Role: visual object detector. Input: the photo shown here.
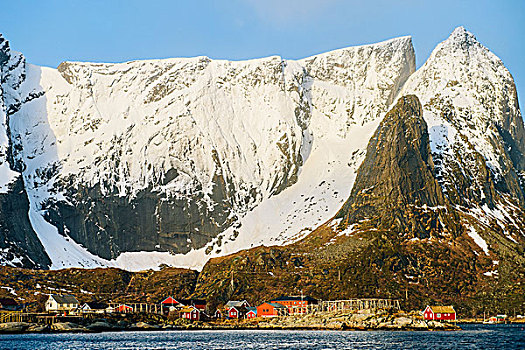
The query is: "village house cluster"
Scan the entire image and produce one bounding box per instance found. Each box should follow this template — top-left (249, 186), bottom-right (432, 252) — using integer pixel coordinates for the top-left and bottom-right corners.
top-left (217, 295), bottom-right (319, 320)
top-left (40, 294), bottom-right (320, 321)
top-left (0, 293), bottom-right (472, 325)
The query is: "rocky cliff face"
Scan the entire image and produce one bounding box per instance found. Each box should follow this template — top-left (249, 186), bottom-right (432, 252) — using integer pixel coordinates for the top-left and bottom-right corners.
top-left (195, 95), bottom-right (525, 316)
top-left (7, 35), bottom-right (415, 269)
top-left (0, 35), bottom-right (50, 269)
top-left (335, 95), bottom-right (461, 239)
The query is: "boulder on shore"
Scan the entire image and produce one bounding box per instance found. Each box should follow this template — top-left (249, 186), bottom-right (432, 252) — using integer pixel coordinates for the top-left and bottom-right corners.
top-left (131, 322), bottom-right (160, 330)
top-left (51, 322), bottom-right (88, 332)
top-left (0, 322), bottom-right (32, 333)
top-left (87, 321), bottom-right (114, 331)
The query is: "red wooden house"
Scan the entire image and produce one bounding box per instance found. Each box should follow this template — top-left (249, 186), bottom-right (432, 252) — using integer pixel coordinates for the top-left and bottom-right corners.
top-left (181, 306), bottom-right (200, 321)
top-left (161, 297), bottom-right (181, 314)
top-left (423, 306), bottom-right (456, 321)
top-left (246, 307), bottom-right (257, 319)
top-left (228, 305), bottom-right (248, 319)
top-left (116, 304), bottom-right (133, 313)
top-left (257, 302), bottom-right (287, 317)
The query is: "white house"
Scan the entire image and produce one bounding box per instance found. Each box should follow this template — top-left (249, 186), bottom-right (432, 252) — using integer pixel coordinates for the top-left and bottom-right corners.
top-left (45, 294), bottom-right (80, 313)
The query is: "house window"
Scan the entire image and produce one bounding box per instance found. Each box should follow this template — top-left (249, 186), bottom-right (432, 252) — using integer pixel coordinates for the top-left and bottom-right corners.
top-left (437, 314), bottom-right (441, 318)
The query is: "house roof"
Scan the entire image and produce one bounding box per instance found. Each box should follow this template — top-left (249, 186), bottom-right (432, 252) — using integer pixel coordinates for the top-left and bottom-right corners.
top-left (161, 297), bottom-right (179, 305)
top-left (267, 302), bottom-right (287, 309)
top-left (0, 298), bottom-right (18, 306)
top-left (181, 306), bottom-right (199, 313)
top-left (50, 294), bottom-right (79, 305)
top-left (429, 306), bottom-right (455, 313)
top-left (225, 300), bottom-right (248, 308)
top-left (246, 307), bottom-right (257, 313)
top-left (82, 302), bottom-right (108, 310)
top-left (271, 296), bottom-right (318, 302)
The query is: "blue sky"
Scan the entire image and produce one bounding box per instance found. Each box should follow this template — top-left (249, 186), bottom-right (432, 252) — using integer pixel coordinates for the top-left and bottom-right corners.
top-left (3, 0), bottom-right (524, 112)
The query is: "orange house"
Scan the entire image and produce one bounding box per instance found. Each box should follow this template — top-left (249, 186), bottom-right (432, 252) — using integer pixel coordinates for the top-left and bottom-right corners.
top-left (257, 302), bottom-right (287, 317)
top-left (270, 296), bottom-right (318, 314)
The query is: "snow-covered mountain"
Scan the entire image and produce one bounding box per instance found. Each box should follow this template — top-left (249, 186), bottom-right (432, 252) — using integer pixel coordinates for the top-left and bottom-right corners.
top-left (400, 27), bottom-right (525, 246)
top-left (0, 27), bottom-right (523, 271)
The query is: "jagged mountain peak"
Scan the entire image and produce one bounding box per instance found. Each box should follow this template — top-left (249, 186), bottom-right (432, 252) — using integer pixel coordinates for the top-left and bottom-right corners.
top-left (0, 35), bottom-right (10, 65)
top-left (446, 26), bottom-right (478, 47)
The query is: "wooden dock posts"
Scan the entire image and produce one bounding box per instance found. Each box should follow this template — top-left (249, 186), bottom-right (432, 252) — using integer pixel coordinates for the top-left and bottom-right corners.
top-left (108, 303), bottom-right (163, 314)
top-left (319, 298), bottom-right (400, 313)
top-left (0, 312), bottom-right (84, 324)
top-left (277, 298), bottom-right (400, 316)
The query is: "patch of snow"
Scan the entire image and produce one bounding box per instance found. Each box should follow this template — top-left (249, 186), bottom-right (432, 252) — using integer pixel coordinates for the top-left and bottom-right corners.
top-left (467, 226), bottom-right (489, 256)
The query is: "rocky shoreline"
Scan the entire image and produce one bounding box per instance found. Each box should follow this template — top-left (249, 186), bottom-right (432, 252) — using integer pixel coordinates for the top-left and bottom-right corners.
top-left (0, 311), bottom-right (460, 334)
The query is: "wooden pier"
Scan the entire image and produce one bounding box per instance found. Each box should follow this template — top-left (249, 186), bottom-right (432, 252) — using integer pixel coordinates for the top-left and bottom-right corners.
top-left (273, 298), bottom-right (401, 316)
top-left (0, 311), bottom-right (83, 324)
top-left (107, 303), bottom-right (164, 314)
top-left (319, 299), bottom-right (400, 312)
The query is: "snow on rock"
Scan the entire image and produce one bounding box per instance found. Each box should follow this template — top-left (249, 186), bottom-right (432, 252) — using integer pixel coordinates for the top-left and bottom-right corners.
top-left (401, 26), bottom-right (524, 182)
top-left (9, 35), bottom-right (415, 270)
top-left (5, 27), bottom-right (523, 271)
top-left (400, 26), bottom-right (525, 239)
top-left (467, 226), bottom-right (489, 255)
top-left (0, 37), bottom-right (21, 193)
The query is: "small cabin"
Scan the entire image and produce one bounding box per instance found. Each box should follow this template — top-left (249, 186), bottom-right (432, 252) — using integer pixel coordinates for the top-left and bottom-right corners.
top-left (257, 302), bottom-right (288, 317)
top-left (0, 298), bottom-right (20, 312)
top-left (246, 307), bottom-right (257, 319)
top-left (45, 294), bottom-right (79, 313)
top-left (423, 305), bottom-right (456, 321)
top-left (228, 305), bottom-right (248, 319)
top-left (214, 309), bottom-right (223, 319)
top-left (181, 306), bottom-right (200, 321)
top-left (161, 297), bottom-right (181, 313)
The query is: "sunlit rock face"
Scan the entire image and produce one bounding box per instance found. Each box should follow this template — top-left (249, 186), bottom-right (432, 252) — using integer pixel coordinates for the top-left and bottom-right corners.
top-left (1, 27), bottom-right (524, 272)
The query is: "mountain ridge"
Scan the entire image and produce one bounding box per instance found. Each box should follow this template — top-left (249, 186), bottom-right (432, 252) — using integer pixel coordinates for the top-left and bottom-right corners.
top-left (0, 27), bottom-right (523, 276)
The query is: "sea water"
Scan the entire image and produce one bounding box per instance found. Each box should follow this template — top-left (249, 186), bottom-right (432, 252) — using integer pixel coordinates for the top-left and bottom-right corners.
top-left (0, 324), bottom-right (524, 350)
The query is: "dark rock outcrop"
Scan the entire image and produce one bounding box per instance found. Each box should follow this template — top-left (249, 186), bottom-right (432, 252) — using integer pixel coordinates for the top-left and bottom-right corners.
top-left (0, 177), bottom-right (51, 268)
top-left (43, 178), bottom-right (235, 259)
top-left (335, 95), bottom-right (461, 239)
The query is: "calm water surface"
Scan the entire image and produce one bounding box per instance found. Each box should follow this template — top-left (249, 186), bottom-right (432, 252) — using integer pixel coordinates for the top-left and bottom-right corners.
top-left (0, 324), bottom-right (524, 350)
